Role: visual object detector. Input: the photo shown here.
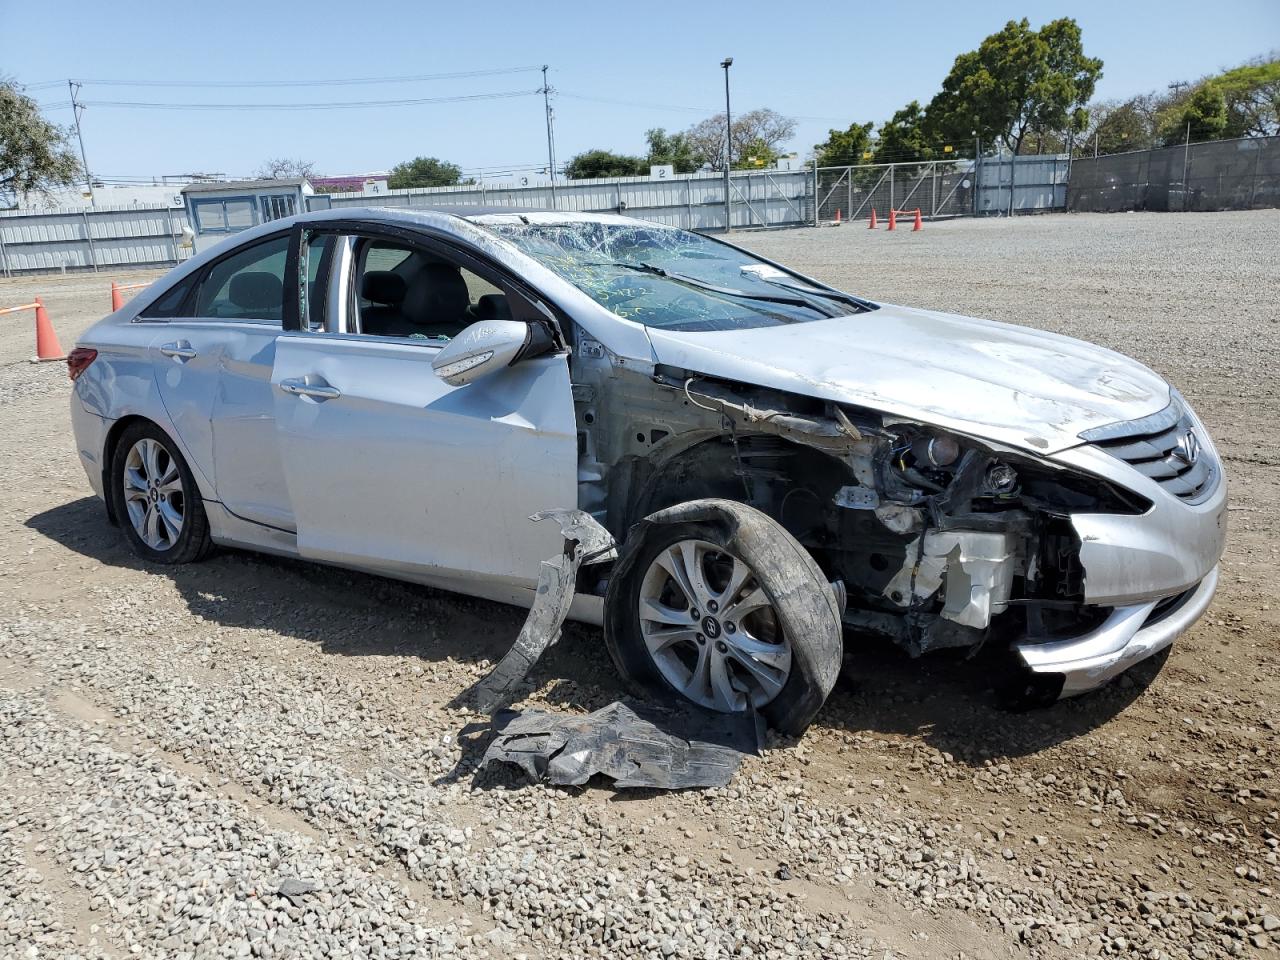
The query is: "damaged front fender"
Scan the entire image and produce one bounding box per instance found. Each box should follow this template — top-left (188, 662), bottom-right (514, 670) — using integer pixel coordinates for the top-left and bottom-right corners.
top-left (462, 510), bottom-right (614, 714)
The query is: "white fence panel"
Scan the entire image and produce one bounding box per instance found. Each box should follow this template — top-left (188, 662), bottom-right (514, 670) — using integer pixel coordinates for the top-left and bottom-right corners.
top-left (1, 170), bottom-right (815, 275)
top-left (0, 205), bottom-right (190, 276)
top-left (327, 169), bottom-right (813, 232)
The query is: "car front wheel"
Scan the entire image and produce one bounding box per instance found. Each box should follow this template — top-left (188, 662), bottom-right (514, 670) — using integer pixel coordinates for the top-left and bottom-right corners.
top-left (109, 422), bottom-right (212, 564)
top-left (605, 499), bottom-right (843, 735)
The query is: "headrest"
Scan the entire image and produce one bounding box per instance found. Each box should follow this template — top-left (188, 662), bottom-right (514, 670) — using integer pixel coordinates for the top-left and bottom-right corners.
top-left (228, 272), bottom-right (283, 310)
top-left (403, 263), bottom-right (470, 324)
top-left (361, 270), bottom-right (407, 306)
top-left (473, 293), bottom-right (512, 321)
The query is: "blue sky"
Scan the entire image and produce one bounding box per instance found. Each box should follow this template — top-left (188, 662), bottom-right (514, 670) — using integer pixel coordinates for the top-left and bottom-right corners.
top-left (3, 0), bottom-right (1276, 182)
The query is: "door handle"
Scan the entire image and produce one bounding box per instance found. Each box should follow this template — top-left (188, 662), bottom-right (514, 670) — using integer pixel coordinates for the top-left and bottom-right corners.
top-left (159, 340), bottom-right (197, 361)
top-left (280, 376), bottom-right (341, 400)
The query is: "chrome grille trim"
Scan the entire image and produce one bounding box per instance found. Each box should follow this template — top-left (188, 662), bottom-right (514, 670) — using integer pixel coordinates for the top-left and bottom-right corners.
top-left (1080, 398), bottom-right (1218, 503)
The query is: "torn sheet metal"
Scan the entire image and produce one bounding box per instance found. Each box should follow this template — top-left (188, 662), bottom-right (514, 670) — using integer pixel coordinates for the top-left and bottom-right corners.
top-left (465, 510), bottom-right (615, 714)
top-left (479, 701), bottom-right (764, 789)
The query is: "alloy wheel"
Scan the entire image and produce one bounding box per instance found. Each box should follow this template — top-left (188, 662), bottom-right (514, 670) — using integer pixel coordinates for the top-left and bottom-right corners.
top-left (122, 437), bottom-right (185, 551)
top-left (637, 538), bottom-right (791, 712)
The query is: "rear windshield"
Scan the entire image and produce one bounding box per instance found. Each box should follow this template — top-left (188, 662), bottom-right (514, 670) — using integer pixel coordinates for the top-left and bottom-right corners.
top-left (480, 220), bottom-right (867, 332)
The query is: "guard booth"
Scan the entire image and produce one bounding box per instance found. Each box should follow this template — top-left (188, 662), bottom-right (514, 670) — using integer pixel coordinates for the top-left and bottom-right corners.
top-left (181, 178), bottom-right (330, 253)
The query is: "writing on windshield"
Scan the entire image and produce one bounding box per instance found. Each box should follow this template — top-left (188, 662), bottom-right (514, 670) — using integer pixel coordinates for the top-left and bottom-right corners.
top-left (482, 220), bottom-right (866, 332)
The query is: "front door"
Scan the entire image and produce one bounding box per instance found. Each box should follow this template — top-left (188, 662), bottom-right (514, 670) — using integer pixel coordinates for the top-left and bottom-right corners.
top-left (271, 229), bottom-right (577, 593)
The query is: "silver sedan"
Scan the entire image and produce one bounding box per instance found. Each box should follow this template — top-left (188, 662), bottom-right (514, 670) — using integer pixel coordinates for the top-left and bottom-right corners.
top-left (67, 208), bottom-right (1226, 733)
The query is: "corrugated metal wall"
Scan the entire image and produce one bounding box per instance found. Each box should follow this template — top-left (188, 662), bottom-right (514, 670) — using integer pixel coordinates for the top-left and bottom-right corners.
top-left (0, 172), bottom-right (812, 275)
top-left (0, 157), bottom-right (1081, 276)
top-left (0, 206), bottom-right (190, 275)
top-left (327, 169), bottom-right (814, 231)
top-left (974, 155), bottom-right (1069, 214)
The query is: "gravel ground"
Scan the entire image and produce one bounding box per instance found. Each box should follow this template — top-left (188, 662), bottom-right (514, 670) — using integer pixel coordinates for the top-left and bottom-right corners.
top-left (1, 210), bottom-right (1278, 959)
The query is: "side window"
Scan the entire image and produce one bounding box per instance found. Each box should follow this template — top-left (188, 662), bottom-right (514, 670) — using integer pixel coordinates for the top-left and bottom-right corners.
top-left (344, 237), bottom-right (515, 341)
top-left (138, 274), bottom-right (198, 319)
top-left (193, 234), bottom-right (289, 322)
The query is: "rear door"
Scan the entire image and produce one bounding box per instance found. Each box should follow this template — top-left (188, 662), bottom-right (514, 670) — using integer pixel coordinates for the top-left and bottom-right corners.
top-left (271, 226), bottom-right (577, 591)
top-left (149, 232), bottom-right (297, 530)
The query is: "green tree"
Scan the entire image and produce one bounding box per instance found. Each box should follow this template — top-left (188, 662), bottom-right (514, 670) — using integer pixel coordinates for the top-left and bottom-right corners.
top-left (562, 149), bottom-right (645, 180)
top-left (733, 137), bottom-right (781, 169)
top-left (1160, 85), bottom-right (1230, 145)
top-left (925, 17), bottom-right (1102, 154)
top-left (644, 128), bottom-right (701, 173)
top-left (873, 101), bottom-right (935, 164)
top-left (1213, 57), bottom-right (1280, 137)
top-left (387, 156), bottom-right (463, 189)
top-left (813, 120), bottom-right (875, 167)
top-left (0, 80), bottom-right (81, 203)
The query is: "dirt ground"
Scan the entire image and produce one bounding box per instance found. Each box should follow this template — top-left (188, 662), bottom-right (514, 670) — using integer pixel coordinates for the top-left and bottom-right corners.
top-left (1, 210), bottom-right (1277, 959)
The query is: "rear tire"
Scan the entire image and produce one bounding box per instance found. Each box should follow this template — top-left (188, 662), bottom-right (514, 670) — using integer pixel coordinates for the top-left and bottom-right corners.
top-left (605, 499), bottom-right (843, 736)
top-left (109, 421), bottom-right (212, 565)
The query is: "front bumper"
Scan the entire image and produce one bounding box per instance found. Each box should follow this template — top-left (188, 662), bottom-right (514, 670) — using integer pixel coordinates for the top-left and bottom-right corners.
top-left (1013, 425), bottom-right (1226, 697)
top-left (1016, 564), bottom-right (1218, 696)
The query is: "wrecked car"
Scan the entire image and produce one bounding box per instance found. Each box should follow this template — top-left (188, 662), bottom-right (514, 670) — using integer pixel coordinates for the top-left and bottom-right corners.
top-left (68, 208), bottom-right (1226, 733)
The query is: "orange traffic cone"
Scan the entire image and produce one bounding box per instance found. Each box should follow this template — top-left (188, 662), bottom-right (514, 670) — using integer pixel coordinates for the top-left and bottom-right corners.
top-left (835, 208), bottom-right (842, 224)
top-left (887, 208), bottom-right (897, 231)
top-left (912, 208), bottom-right (923, 231)
top-left (868, 209), bottom-right (878, 229)
top-left (111, 281), bottom-right (123, 311)
top-left (34, 297), bottom-right (65, 361)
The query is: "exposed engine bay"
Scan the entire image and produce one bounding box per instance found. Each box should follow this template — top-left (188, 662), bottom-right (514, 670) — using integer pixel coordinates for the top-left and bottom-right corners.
top-left (568, 331), bottom-right (1149, 661)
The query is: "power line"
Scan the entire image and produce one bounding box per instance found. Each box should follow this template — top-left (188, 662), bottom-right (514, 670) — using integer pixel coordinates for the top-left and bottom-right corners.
top-left (81, 89), bottom-right (543, 111)
top-left (33, 66), bottom-right (546, 89)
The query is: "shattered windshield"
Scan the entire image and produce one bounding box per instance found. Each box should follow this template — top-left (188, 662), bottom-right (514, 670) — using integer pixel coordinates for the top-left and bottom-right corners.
top-left (481, 219), bottom-right (867, 332)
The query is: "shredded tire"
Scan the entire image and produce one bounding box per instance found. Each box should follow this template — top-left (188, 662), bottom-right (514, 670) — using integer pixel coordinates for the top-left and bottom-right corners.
top-left (604, 498), bottom-right (843, 736)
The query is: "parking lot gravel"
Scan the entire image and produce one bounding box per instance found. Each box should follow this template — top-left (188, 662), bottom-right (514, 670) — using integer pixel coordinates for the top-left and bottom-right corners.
top-left (1, 210), bottom-right (1278, 959)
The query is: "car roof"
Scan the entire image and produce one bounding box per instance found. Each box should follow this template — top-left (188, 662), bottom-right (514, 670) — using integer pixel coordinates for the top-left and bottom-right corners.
top-left (296, 205), bottom-right (656, 228)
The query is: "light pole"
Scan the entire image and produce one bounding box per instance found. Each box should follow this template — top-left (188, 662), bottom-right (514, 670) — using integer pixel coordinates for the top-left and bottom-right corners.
top-left (721, 57), bottom-right (733, 232)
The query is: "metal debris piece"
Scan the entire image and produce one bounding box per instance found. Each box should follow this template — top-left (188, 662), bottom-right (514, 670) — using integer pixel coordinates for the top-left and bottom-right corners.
top-left (478, 701), bottom-right (764, 790)
top-left (466, 510), bottom-right (615, 714)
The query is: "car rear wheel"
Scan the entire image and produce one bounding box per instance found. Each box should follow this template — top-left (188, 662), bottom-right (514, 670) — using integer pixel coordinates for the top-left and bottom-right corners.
top-left (605, 499), bottom-right (842, 735)
top-left (109, 422), bottom-right (212, 564)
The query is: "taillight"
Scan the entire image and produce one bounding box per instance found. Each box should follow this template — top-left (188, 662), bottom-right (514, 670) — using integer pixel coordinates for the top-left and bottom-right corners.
top-left (67, 347), bottom-right (98, 382)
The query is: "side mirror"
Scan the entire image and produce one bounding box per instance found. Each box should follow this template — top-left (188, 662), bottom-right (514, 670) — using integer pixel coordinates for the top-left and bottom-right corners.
top-left (431, 319), bottom-right (531, 386)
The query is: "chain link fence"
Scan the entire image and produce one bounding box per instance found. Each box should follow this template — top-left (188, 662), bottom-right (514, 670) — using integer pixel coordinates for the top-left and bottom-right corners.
top-left (816, 160), bottom-right (975, 223)
top-left (1068, 135), bottom-right (1280, 213)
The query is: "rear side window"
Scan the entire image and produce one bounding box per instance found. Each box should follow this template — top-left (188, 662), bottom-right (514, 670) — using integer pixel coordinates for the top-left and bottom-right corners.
top-left (138, 275), bottom-right (197, 319)
top-left (194, 234), bottom-right (289, 322)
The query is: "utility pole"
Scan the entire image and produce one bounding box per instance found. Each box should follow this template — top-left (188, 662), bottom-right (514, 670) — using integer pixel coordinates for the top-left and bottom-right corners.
top-left (541, 65), bottom-right (557, 210)
top-left (720, 57), bottom-right (733, 232)
top-left (68, 81), bottom-right (96, 207)
top-left (1167, 79), bottom-right (1189, 99)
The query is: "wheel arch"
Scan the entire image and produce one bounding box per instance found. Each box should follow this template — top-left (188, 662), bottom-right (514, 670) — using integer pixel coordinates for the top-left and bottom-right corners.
top-left (621, 432), bottom-right (856, 550)
top-left (101, 415), bottom-right (206, 525)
